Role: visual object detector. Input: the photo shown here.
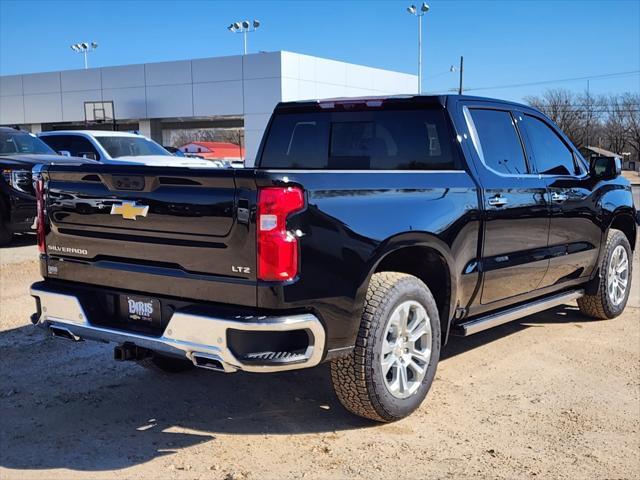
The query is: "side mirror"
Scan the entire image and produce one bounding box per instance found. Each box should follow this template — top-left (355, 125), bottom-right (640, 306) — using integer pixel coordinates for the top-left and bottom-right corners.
top-left (58, 150), bottom-right (71, 157)
top-left (590, 156), bottom-right (621, 180)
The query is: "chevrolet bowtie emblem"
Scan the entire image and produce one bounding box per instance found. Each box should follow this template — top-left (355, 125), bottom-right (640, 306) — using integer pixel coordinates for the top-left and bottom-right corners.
top-left (110, 201), bottom-right (149, 220)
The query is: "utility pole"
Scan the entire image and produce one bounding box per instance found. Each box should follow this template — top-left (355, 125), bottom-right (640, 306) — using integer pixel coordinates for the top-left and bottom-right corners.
top-left (458, 56), bottom-right (464, 94)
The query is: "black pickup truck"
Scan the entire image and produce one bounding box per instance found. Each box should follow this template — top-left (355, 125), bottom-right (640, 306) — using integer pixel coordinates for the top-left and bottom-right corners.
top-left (0, 127), bottom-right (94, 246)
top-left (31, 95), bottom-right (637, 422)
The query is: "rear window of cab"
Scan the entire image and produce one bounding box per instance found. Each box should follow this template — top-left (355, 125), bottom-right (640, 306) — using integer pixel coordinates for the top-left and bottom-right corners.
top-left (259, 109), bottom-right (458, 170)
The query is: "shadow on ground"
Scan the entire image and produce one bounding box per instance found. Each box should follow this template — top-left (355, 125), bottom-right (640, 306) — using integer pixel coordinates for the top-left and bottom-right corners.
top-left (0, 304), bottom-right (615, 472)
top-left (442, 303), bottom-right (606, 360)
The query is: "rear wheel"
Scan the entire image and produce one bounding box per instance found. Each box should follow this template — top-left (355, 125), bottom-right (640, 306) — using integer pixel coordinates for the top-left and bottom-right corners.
top-left (578, 229), bottom-right (632, 319)
top-left (330, 272), bottom-right (441, 422)
top-left (140, 353), bottom-right (195, 373)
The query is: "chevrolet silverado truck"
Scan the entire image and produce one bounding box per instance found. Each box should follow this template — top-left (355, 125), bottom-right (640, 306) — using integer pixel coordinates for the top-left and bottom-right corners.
top-left (30, 95), bottom-right (637, 422)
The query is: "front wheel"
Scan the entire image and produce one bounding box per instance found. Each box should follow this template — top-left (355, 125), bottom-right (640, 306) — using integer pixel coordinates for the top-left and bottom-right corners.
top-left (330, 272), bottom-right (441, 422)
top-left (578, 229), bottom-right (632, 319)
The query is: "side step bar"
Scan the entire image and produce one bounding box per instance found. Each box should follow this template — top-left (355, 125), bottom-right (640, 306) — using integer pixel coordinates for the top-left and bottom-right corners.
top-left (454, 290), bottom-right (584, 336)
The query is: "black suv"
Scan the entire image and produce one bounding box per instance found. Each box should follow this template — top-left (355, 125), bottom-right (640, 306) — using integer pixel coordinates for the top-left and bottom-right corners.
top-left (0, 128), bottom-right (92, 246)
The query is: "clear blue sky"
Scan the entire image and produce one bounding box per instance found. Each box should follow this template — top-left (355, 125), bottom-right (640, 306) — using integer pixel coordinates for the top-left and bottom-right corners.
top-left (1, 0), bottom-right (638, 102)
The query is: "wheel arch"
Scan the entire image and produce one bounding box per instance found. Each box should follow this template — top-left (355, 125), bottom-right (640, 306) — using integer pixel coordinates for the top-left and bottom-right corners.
top-left (608, 208), bottom-right (637, 251)
top-left (356, 232), bottom-right (457, 346)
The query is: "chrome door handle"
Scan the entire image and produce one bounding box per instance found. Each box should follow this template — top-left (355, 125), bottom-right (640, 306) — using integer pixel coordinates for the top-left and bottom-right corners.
top-left (488, 195), bottom-right (508, 207)
top-left (551, 192), bottom-right (568, 203)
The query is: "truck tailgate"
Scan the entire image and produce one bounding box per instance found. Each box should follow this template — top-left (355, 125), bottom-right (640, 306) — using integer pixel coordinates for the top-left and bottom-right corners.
top-left (42, 164), bottom-right (258, 306)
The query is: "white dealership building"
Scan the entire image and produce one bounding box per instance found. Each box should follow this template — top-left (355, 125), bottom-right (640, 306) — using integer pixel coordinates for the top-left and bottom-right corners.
top-left (0, 51), bottom-right (417, 165)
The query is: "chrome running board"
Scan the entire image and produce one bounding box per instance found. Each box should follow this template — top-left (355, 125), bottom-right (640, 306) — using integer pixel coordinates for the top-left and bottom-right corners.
top-left (455, 290), bottom-right (584, 336)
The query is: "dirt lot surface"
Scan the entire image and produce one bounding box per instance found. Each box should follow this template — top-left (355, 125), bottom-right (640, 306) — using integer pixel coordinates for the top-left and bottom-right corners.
top-left (1, 234), bottom-right (639, 480)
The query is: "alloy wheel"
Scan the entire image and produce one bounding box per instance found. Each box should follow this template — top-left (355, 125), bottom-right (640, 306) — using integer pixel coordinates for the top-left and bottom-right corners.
top-left (607, 245), bottom-right (629, 306)
top-left (381, 300), bottom-right (432, 399)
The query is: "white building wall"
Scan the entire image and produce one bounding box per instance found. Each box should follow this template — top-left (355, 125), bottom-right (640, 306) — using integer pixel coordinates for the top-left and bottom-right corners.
top-left (0, 51), bottom-right (417, 165)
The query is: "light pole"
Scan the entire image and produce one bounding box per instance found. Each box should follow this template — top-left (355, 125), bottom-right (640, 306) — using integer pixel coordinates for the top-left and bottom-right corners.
top-left (70, 42), bottom-right (98, 69)
top-left (227, 20), bottom-right (261, 55)
top-left (406, 3), bottom-right (429, 94)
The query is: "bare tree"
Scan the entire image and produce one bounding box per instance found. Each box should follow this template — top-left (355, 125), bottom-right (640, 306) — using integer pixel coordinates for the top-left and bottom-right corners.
top-left (525, 88), bottom-right (584, 147)
top-left (525, 89), bottom-right (639, 166)
top-left (575, 90), bottom-right (607, 148)
top-left (165, 128), bottom-right (244, 149)
top-left (602, 94), bottom-right (629, 154)
top-left (621, 93), bottom-right (640, 161)
top-left (216, 129), bottom-right (244, 147)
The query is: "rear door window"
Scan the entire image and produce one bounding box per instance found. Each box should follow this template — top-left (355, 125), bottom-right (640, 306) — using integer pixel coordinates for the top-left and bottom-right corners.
top-left (260, 109), bottom-right (457, 170)
top-left (466, 108), bottom-right (529, 176)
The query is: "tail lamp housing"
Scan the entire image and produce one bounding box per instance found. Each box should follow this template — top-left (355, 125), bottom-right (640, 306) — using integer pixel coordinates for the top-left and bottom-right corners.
top-left (257, 186), bottom-right (304, 281)
top-left (35, 178), bottom-right (46, 254)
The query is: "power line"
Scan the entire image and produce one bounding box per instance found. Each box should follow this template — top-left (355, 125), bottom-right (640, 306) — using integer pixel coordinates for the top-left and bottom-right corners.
top-left (425, 70), bottom-right (453, 80)
top-left (462, 70), bottom-right (640, 92)
top-left (534, 108), bottom-right (640, 113)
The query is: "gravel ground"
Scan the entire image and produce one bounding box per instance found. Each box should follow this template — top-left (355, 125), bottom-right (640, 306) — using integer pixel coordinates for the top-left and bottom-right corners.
top-left (0, 235), bottom-right (638, 480)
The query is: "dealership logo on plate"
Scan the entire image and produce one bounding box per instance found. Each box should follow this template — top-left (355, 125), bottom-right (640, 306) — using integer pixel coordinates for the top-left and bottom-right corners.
top-left (127, 299), bottom-right (154, 321)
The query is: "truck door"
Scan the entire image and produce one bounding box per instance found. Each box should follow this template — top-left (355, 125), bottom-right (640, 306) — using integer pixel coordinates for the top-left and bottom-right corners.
top-left (462, 104), bottom-right (550, 305)
top-left (517, 112), bottom-right (601, 287)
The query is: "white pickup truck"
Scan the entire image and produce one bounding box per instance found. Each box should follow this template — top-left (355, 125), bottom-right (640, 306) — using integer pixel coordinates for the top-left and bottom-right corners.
top-left (38, 130), bottom-right (218, 168)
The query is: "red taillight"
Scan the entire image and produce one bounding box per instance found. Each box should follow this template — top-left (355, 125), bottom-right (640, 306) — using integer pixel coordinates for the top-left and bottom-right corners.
top-left (35, 178), bottom-right (46, 254)
top-left (257, 186), bottom-right (304, 281)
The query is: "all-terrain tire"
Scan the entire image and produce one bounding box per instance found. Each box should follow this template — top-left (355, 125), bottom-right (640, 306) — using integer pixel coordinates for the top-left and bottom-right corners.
top-left (140, 353), bottom-right (195, 373)
top-left (330, 272), bottom-right (441, 422)
top-left (578, 229), bottom-right (632, 319)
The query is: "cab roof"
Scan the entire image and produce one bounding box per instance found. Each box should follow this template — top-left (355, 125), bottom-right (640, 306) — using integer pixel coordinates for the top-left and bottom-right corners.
top-left (39, 130), bottom-right (145, 138)
top-left (274, 94), bottom-right (530, 113)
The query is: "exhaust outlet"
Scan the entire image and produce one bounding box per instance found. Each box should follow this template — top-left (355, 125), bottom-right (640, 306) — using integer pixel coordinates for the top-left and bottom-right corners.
top-left (50, 326), bottom-right (81, 342)
top-left (191, 353), bottom-right (227, 372)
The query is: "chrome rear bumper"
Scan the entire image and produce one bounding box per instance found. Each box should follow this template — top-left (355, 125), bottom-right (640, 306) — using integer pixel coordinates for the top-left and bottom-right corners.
top-left (31, 286), bottom-right (325, 373)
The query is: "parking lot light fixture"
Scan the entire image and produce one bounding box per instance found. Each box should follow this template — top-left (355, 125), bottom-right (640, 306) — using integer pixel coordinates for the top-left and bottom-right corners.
top-left (227, 19), bottom-right (261, 55)
top-left (406, 3), bottom-right (430, 94)
top-left (70, 41), bottom-right (98, 69)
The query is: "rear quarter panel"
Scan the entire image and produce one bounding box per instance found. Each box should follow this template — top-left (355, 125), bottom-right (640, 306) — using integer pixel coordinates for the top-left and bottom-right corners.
top-left (252, 169), bottom-right (481, 350)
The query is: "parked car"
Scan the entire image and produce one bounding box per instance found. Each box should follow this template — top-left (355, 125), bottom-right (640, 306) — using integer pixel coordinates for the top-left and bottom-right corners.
top-left (30, 95), bottom-right (637, 422)
top-left (38, 130), bottom-right (218, 167)
top-left (0, 127), bottom-right (94, 246)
